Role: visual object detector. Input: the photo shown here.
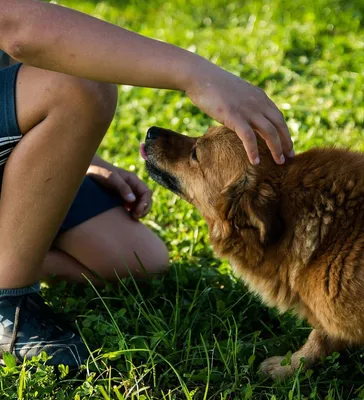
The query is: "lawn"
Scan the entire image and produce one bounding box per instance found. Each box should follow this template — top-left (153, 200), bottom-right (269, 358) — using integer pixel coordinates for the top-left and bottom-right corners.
top-left (1, 0), bottom-right (364, 398)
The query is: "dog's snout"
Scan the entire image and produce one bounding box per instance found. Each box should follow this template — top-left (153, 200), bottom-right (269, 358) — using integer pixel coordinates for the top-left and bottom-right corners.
top-left (146, 126), bottom-right (161, 140)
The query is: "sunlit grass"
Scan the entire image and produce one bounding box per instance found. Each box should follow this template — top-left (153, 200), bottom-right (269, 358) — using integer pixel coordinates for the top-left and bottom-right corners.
top-left (1, 0), bottom-right (363, 398)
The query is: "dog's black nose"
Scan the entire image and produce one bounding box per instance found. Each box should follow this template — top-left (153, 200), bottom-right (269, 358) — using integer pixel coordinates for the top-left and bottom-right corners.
top-left (146, 126), bottom-right (160, 140)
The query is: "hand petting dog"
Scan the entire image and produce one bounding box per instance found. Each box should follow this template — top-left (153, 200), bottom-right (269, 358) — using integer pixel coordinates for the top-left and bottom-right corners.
top-left (185, 62), bottom-right (294, 165)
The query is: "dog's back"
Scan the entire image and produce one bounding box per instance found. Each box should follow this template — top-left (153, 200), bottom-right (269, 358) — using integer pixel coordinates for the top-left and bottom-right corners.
top-left (281, 148), bottom-right (364, 341)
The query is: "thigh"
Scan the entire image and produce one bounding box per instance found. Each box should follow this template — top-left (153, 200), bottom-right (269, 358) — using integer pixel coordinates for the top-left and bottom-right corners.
top-left (54, 207), bottom-right (169, 280)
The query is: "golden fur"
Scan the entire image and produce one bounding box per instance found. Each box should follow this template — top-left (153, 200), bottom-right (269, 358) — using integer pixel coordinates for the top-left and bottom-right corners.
top-left (143, 125), bottom-right (364, 380)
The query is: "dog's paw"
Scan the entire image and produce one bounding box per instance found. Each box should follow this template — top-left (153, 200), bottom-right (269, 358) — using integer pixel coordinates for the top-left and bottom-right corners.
top-left (259, 356), bottom-right (295, 381)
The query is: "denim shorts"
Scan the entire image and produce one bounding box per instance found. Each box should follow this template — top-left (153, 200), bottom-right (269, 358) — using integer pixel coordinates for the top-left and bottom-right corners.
top-left (0, 63), bottom-right (123, 235)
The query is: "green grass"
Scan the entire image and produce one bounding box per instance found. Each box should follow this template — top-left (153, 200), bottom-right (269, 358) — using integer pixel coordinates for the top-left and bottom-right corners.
top-left (1, 0), bottom-right (364, 398)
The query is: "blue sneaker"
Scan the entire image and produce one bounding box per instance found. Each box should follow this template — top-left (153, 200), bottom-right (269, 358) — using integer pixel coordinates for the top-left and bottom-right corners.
top-left (0, 293), bottom-right (88, 368)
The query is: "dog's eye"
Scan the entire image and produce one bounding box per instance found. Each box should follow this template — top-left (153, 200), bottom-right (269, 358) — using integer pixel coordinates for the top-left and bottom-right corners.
top-left (191, 147), bottom-right (198, 162)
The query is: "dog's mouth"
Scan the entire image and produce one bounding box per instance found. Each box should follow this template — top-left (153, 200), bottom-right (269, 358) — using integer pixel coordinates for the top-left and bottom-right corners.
top-left (140, 143), bottom-right (148, 160)
top-left (140, 142), bottom-right (182, 195)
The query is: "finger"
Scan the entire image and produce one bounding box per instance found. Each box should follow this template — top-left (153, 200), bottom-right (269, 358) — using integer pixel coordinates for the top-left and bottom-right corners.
top-left (124, 173), bottom-right (151, 199)
top-left (123, 173), bottom-right (153, 217)
top-left (133, 191), bottom-right (153, 219)
top-left (252, 116), bottom-right (285, 164)
top-left (231, 119), bottom-right (260, 165)
top-left (265, 108), bottom-right (294, 158)
top-left (114, 176), bottom-right (136, 203)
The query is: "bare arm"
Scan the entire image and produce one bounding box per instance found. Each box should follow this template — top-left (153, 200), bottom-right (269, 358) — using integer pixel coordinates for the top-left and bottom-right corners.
top-left (0, 0), bottom-right (294, 164)
top-left (0, 0), bottom-right (203, 90)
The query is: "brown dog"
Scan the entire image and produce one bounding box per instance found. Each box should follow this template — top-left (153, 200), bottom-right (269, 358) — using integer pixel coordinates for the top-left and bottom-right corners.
top-left (140, 125), bottom-right (364, 380)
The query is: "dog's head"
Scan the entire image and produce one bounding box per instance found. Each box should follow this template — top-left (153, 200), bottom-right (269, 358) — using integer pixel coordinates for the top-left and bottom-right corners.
top-left (141, 126), bottom-right (284, 245)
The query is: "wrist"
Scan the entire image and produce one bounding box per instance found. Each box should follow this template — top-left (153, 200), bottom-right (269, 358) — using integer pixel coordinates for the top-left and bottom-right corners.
top-left (176, 51), bottom-right (214, 93)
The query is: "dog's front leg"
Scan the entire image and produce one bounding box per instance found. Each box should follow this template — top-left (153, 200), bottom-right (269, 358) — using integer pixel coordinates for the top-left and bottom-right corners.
top-left (260, 329), bottom-right (346, 381)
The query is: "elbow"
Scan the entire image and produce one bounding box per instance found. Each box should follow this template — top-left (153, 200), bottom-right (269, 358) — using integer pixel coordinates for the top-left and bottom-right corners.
top-left (0, 2), bottom-right (58, 65)
top-left (0, 19), bottom-right (42, 63)
top-left (5, 39), bottom-right (27, 61)
top-left (0, 13), bottom-right (25, 61)
top-left (5, 31), bottom-right (45, 65)
top-left (0, 26), bottom-right (29, 62)
top-left (0, 2), bottom-right (45, 63)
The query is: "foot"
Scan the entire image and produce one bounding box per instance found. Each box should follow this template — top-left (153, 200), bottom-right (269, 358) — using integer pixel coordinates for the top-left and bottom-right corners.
top-left (260, 356), bottom-right (297, 381)
top-left (0, 293), bottom-right (88, 368)
top-left (260, 330), bottom-right (346, 380)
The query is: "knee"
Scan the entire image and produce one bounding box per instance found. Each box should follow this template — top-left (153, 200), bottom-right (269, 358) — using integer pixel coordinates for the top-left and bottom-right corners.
top-left (142, 235), bottom-right (169, 275)
top-left (16, 66), bottom-right (118, 136)
top-left (117, 232), bottom-right (169, 277)
top-left (60, 77), bottom-right (118, 130)
top-left (35, 68), bottom-right (119, 130)
top-left (109, 229), bottom-right (169, 279)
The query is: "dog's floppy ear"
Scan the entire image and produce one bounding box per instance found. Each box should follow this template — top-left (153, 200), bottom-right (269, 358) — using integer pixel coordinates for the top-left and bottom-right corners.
top-left (216, 175), bottom-right (284, 245)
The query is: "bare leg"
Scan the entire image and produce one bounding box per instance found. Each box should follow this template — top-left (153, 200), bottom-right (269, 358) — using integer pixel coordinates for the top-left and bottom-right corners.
top-left (41, 207), bottom-right (169, 284)
top-left (0, 65), bottom-right (117, 288)
top-left (260, 329), bottom-right (346, 380)
top-left (41, 249), bottom-right (93, 284)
